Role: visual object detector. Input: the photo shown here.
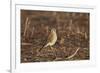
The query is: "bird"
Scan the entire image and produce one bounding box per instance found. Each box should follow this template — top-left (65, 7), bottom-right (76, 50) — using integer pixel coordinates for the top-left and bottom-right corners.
top-left (39, 28), bottom-right (57, 52)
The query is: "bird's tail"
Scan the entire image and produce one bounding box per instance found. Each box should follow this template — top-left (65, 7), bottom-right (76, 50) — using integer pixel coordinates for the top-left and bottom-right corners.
top-left (38, 43), bottom-right (49, 52)
top-left (43, 43), bottom-right (49, 48)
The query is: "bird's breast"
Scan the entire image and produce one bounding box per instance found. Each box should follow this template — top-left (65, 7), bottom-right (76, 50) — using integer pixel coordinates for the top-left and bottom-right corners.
top-left (52, 32), bottom-right (57, 43)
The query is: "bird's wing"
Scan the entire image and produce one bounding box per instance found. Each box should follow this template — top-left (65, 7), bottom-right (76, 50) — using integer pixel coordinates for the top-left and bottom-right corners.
top-left (47, 31), bottom-right (54, 43)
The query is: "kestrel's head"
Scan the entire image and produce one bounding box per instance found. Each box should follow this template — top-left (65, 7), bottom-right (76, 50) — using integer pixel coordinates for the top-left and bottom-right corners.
top-left (51, 28), bottom-right (56, 32)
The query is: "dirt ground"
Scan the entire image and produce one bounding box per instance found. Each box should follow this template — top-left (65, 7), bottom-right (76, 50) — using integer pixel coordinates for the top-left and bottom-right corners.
top-left (21, 10), bottom-right (90, 63)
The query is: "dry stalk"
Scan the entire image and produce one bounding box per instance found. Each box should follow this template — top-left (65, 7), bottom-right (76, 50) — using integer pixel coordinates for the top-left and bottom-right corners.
top-left (23, 17), bottom-right (31, 37)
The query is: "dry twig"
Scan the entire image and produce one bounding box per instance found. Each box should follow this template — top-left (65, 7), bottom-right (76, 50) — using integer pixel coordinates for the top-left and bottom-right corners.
top-left (55, 48), bottom-right (80, 60)
top-left (65, 47), bottom-right (80, 60)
